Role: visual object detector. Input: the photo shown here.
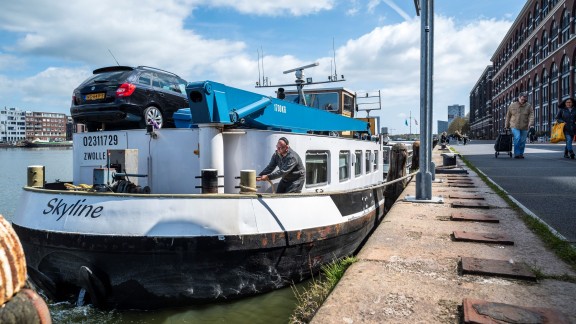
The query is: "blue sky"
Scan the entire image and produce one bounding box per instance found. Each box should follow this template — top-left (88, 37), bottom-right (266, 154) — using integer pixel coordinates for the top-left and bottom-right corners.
top-left (0, 0), bottom-right (526, 134)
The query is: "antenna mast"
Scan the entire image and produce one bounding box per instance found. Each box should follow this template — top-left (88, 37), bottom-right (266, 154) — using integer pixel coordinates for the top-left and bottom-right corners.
top-left (332, 38), bottom-right (338, 81)
top-left (108, 49), bottom-right (120, 66)
top-left (257, 49), bottom-right (261, 86)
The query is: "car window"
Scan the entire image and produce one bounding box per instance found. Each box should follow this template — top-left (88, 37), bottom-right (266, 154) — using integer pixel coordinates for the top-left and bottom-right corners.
top-left (85, 71), bottom-right (130, 85)
top-left (152, 73), bottom-right (164, 88)
top-left (161, 74), bottom-right (185, 94)
top-left (138, 73), bottom-right (152, 86)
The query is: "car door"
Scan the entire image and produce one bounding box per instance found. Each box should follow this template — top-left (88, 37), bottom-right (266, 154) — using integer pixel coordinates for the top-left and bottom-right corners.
top-left (155, 73), bottom-right (189, 125)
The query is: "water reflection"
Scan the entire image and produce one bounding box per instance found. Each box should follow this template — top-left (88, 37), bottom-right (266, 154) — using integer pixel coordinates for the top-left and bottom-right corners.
top-left (49, 283), bottom-right (304, 323)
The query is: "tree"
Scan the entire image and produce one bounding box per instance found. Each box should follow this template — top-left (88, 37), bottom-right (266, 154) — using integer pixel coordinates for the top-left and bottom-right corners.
top-left (447, 114), bottom-right (470, 136)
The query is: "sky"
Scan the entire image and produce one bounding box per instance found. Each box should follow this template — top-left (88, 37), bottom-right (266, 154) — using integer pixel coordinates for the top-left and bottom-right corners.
top-left (0, 0), bottom-right (527, 134)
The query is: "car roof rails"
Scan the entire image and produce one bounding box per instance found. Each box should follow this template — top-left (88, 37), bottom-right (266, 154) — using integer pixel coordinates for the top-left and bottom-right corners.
top-left (137, 66), bottom-right (181, 78)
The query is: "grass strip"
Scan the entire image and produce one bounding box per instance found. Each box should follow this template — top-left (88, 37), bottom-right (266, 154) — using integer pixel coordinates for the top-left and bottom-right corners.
top-left (289, 256), bottom-right (357, 324)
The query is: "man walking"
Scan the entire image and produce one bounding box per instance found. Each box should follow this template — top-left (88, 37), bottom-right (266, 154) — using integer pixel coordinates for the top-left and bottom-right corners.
top-left (505, 92), bottom-right (534, 159)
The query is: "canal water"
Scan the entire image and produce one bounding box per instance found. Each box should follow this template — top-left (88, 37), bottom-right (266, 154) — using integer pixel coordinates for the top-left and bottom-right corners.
top-left (0, 147), bottom-right (300, 323)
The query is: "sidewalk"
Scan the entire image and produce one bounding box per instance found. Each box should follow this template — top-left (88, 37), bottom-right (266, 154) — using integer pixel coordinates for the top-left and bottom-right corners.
top-left (311, 145), bottom-right (576, 323)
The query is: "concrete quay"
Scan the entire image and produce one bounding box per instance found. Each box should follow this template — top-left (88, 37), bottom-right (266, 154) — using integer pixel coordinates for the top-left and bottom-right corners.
top-left (311, 145), bottom-right (576, 323)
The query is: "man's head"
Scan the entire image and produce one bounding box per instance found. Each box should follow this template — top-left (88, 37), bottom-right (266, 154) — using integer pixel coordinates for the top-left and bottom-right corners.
top-left (276, 137), bottom-right (290, 156)
top-left (518, 92), bottom-right (528, 103)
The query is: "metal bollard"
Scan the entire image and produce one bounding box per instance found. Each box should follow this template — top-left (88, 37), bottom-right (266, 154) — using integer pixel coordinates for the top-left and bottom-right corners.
top-left (201, 169), bottom-right (219, 194)
top-left (239, 170), bottom-right (257, 193)
top-left (27, 165), bottom-right (45, 188)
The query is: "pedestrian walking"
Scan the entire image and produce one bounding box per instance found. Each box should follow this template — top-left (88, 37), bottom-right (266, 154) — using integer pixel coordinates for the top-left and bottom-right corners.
top-left (505, 92), bottom-right (534, 159)
top-left (555, 97), bottom-right (576, 159)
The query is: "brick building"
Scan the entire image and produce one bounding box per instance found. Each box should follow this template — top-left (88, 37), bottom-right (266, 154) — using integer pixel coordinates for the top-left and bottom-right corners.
top-left (470, 0), bottom-right (576, 138)
top-left (469, 66), bottom-right (493, 139)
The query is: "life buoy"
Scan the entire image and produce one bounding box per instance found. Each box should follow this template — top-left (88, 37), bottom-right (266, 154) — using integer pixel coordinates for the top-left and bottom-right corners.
top-left (0, 214), bottom-right (27, 306)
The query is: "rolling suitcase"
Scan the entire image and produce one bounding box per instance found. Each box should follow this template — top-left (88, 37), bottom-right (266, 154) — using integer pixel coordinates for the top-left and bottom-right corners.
top-left (494, 130), bottom-right (513, 158)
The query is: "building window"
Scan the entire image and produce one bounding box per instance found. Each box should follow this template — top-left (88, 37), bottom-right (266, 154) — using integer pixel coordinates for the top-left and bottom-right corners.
top-left (541, 31), bottom-right (548, 58)
top-left (561, 56), bottom-right (570, 97)
top-left (534, 39), bottom-right (540, 64)
top-left (551, 63), bottom-right (558, 104)
top-left (550, 20), bottom-right (558, 51)
top-left (305, 151), bottom-right (329, 186)
top-left (561, 9), bottom-right (570, 43)
top-left (339, 151), bottom-right (350, 182)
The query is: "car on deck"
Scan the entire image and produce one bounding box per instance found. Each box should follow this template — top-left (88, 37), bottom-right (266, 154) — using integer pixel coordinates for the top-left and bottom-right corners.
top-left (70, 66), bottom-right (188, 131)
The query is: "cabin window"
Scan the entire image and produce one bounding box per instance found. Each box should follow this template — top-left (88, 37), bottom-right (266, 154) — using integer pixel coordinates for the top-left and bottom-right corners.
top-left (306, 151), bottom-right (329, 186)
top-left (382, 147), bottom-right (390, 165)
top-left (373, 150), bottom-right (379, 170)
top-left (284, 92), bottom-right (339, 112)
top-left (354, 150), bottom-right (362, 176)
top-left (339, 151), bottom-right (350, 181)
top-left (343, 93), bottom-right (354, 113)
top-left (365, 151), bottom-right (371, 173)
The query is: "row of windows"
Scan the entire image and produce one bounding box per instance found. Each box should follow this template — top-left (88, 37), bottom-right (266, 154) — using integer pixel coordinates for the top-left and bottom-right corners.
top-left (495, 0), bottom-right (562, 71)
top-left (305, 150), bottom-right (380, 187)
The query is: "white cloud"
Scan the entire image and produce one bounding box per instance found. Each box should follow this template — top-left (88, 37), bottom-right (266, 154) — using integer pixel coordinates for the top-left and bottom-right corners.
top-left (0, 0), bottom-right (513, 133)
top-left (202, 0), bottom-right (335, 16)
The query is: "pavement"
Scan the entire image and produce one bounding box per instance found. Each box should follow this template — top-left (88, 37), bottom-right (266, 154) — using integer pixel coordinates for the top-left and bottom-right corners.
top-left (311, 144), bottom-right (576, 323)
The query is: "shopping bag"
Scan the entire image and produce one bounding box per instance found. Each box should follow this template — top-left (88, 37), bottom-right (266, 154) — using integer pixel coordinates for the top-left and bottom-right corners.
top-left (551, 122), bottom-right (565, 143)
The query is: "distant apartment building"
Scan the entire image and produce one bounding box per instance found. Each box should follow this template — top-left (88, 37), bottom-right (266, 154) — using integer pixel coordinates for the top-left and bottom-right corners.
top-left (447, 104), bottom-right (465, 125)
top-left (437, 120), bottom-right (448, 134)
top-left (469, 66), bottom-right (494, 139)
top-left (25, 111), bottom-right (68, 141)
top-left (471, 0), bottom-right (576, 138)
top-left (0, 107), bottom-right (27, 143)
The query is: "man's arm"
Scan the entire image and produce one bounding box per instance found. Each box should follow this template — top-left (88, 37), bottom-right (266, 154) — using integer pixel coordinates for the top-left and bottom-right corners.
top-left (504, 104), bottom-right (512, 129)
top-left (267, 154), bottom-right (298, 181)
top-left (259, 154), bottom-right (278, 177)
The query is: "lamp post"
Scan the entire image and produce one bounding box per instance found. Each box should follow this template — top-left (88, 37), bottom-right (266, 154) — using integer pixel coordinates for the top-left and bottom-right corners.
top-left (406, 0), bottom-right (442, 203)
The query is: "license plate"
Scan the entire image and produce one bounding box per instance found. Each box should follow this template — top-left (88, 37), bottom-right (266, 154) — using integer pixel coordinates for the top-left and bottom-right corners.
top-left (85, 93), bottom-right (106, 101)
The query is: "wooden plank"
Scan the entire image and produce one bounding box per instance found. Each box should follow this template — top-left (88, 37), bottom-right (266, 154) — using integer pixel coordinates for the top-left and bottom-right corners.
top-left (461, 257), bottom-right (535, 281)
top-left (462, 298), bottom-right (570, 324)
top-left (453, 231), bottom-right (513, 245)
top-left (450, 212), bottom-right (499, 223)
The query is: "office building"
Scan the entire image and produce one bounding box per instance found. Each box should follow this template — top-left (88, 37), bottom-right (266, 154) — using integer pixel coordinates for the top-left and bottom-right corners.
top-left (447, 104), bottom-right (465, 126)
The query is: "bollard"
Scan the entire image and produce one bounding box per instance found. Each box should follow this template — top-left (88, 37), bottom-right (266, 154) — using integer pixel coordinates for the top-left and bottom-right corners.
top-left (27, 165), bottom-right (45, 188)
top-left (441, 153), bottom-right (457, 166)
top-left (201, 169), bottom-right (219, 194)
top-left (239, 170), bottom-right (257, 193)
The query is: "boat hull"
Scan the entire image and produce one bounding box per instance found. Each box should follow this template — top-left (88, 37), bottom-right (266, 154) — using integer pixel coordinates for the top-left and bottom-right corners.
top-left (12, 186), bottom-right (385, 309)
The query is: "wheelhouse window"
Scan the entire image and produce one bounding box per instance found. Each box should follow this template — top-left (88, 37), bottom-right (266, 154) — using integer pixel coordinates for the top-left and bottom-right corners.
top-left (339, 151), bottom-right (350, 182)
top-left (305, 151), bottom-right (329, 187)
top-left (343, 93), bottom-right (354, 114)
top-left (354, 150), bottom-right (362, 177)
top-left (285, 92), bottom-right (339, 112)
top-left (373, 151), bottom-right (379, 171)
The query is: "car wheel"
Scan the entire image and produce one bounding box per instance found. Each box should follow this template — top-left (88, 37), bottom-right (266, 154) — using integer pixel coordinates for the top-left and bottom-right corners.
top-left (142, 106), bottom-right (164, 129)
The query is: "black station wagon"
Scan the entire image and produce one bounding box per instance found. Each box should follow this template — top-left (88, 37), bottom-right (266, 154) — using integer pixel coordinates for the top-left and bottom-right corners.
top-left (70, 66), bottom-right (189, 131)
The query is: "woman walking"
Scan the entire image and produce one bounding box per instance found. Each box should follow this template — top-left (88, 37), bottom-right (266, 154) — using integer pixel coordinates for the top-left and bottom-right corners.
top-left (555, 97), bottom-right (576, 159)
